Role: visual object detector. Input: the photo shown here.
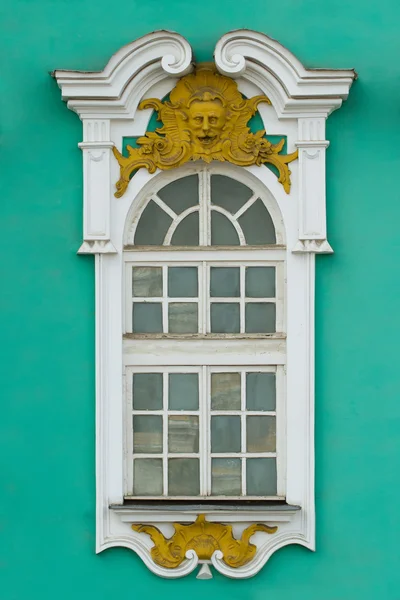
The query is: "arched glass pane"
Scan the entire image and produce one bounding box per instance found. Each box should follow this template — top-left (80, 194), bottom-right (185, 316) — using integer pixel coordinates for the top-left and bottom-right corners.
top-left (170, 211), bottom-right (199, 246)
top-left (157, 175), bottom-right (199, 214)
top-left (134, 200), bottom-right (172, 245)
top-left (238, 198), bottom-right (276, 244)
top-left (211, 211), bottom-right (240, 246)
top-left (211, 175), bottom-right (253, 214)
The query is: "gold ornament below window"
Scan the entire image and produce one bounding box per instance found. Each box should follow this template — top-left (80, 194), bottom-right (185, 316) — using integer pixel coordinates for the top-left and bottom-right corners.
top-left (132, 514), bottom-right (277, 569)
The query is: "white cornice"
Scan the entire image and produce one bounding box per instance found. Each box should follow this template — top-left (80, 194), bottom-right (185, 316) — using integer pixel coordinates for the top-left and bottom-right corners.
top-left (214, 29), bottom-right (356, 117)
top-left (53, 31), bottom-right (193, 117)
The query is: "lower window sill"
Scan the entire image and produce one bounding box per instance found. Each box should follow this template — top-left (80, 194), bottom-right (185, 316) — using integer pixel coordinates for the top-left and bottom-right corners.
top-left (110, 500), bottom-right (301, 523)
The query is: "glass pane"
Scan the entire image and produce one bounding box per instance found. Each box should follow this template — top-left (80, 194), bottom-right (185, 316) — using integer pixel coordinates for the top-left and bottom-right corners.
top-left (211, 175), bottom-right (253, 214)
top-left (133, 459), bottom-right (163, 496)
top-left (132, 267), bottom-right (162, 297)
top-left (211, 416), bottom-right (241, 453)
top-left (133, 373), bottom-right (163, 410)
top-left (168, 303), bottom-right (198, 333)
top-left (133, 303), bottom-right (163, 333)
top-left (211, 303), bottom-right (240, 334)
top-left (168, 267), bottom-right (198, 297)
top-left (210, 267), bottom-right (240, 297)
top-left (245, 303), bottom-right (275, 333)
top-left (247, 458), bottom-right (277, 496)
top-left (246, 416), bottom-right (276, 452)
top-left (245, 267), bottom-right (275, 298)
top-left (246, 373), bottom-right (276, 411)
top-left (133, 415), bottom-right (163, 453)
top-left (169, 373), bottom-right (199, 410)
top-left (211, 458), bottom-right (241, 496)
top-left (238, 198), bottom-right (276, 245)
top-left (168, 458), bottom-right (200, 496)
top-left (211, 211), bottom-right (240, 246)
top-left (168, 416), bottom-right (199, 453)
top-left (211, 372), bottom-right (241, 410)
top-left (134, 200), bottom-right (173, 245)
top-left (157, 175), bottom-right (199, 214)
top-left (170, 211), bottom-right (199, 246)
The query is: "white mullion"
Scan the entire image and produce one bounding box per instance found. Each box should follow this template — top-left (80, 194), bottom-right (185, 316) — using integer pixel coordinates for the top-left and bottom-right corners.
top-left (162, 372), bottom-right (168, 496)
top-left (165, 297), bottom-right (199, 303)
top-left (167, 453), bottom-right (200, 458)
top-left (206, 263), bottom-right (211, 333)
top-left (125, 264), bottom-right (133, 334)
top-left (233, 192), bottom-right (258, 220)
top-left (276, 364), bottom-right (286, 497)
top-left (208, 297), bottom-right (245, 303)
top-left (162, 265), bottom-right (168, 333)
top-left (205, 169), bottom-right (211, 245)
top-left (209, 365), bottom-right (276, 374)
top-left (276, 262), bottom-right (285, 334)
top-left (199, 170), bottom-right (210, 246)
top-left (211, 452), bottom-right (277, 458)
top-left (241, 371), bottom-right (247, 495)
top-left (126, 370), bottom-right (133, 494)
top-left (208, 410), bottom-right (275, 416)
top-left (131, 410), bottom-right (163, 415)
top-left (200, 261), bottom-right (206, 335)
top-left (165, 410), bottom-right (200, 416)
top-left (151, 194), bottom-right (178, 220)
top-left (240, 266), bottom-right (245, 334)
top-left (198, 172), bottom-right (205, 245)
top-left (199, 366), bottom-right (209, 496)
top-left (244, 298), bottom-right (277, 304)
top-left (135, 453), bottom-right (164, 459)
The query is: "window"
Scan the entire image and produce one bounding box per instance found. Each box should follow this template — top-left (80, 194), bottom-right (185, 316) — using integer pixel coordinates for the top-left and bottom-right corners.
top-left (123, 168), bottom-right (286, 501)
top-left (54, 28), bottom-right (355, 579)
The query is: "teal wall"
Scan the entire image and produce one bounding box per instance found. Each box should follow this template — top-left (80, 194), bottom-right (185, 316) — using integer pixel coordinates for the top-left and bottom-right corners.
top-left (1, 1), bottom-right (400, 598)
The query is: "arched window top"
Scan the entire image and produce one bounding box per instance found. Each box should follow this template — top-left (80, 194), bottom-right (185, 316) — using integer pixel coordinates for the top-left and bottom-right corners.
top-left (125, 167), bottom-right (285, 247)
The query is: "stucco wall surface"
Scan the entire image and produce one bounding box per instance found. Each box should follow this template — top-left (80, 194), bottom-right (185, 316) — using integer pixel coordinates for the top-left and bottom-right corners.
top-left (1, 1), bottom-right (400, 598)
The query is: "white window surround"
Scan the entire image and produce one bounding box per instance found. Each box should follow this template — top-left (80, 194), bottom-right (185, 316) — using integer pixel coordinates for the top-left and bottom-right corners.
top-left (53, 30), bottom-right (355, 579)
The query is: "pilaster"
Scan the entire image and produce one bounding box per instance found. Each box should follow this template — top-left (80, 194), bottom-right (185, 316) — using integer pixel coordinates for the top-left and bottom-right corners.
top-left (293, 118), bottom-right (333, 254)
top-left (78, 119), bottom-right (116, 254)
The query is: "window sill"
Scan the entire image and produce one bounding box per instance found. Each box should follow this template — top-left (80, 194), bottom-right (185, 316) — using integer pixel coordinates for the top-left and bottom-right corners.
top-left (110, 500), bottom-right (300, 523)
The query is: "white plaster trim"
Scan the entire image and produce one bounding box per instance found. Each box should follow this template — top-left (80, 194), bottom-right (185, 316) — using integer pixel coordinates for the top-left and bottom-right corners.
top-left (214, 29), bottom-right (356, 118)
top-left (53, 30), bottom-right (193, 116)
top-left (52, 29), bottom-right (354, 579)
top-left (111, 506), bottom-right (300, 524)
top-left (78, 240), bottom-right (117, 254)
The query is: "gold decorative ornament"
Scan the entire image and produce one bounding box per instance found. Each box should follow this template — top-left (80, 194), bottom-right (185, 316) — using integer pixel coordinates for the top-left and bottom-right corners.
top-left (112, 64), bottom-right (298, 197)
top-left (131, 514), bottom-right (277, 569)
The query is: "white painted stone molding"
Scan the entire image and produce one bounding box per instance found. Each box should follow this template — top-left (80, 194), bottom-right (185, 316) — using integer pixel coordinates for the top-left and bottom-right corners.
top-left (53, 31), bottom-right (193, 116)
top-left (53, 29), bottom-right (355, 580)
top-left (215, 30), bottom-right (356, 254)
top-left (293, 118), bottom-right (333, 254)
top-left (53, 31), bottom-right (194, 253)
top-left (214, 29), bottom-right (355, 118)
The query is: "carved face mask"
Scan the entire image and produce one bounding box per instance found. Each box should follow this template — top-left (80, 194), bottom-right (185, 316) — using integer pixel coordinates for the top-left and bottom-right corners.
top-left (187, 99), bottom-right (226, 148)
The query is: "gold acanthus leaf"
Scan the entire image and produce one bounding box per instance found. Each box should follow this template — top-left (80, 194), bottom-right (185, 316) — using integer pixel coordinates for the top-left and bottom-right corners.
top-left (132, 514), bottom-right (277, 569)
top-left (112, 64), bottom-right (298, 197)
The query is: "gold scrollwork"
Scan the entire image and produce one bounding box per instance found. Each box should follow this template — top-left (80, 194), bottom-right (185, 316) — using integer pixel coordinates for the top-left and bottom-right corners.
top-left (132, 514), bottom-right (277, 569)
top-left (112, 64), bottom-right (298, 197)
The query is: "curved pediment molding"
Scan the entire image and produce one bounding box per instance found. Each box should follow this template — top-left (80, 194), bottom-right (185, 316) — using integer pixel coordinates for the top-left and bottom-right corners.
top-left (53, 31), bottom-right (193, 117)
top-left (215, 30), bottom-right (356, 117)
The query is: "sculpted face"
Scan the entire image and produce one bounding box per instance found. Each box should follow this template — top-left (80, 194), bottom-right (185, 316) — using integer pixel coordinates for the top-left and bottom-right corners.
top-left (187, 99), bottom-right (226, 148)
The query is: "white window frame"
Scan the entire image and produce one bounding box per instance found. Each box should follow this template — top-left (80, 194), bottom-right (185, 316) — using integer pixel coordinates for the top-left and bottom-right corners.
top-left (125, 364), bottom-right (285, 500)
top-left (53, 29), bottom-right (355, 579)
top-left (124, 249), bottom-right (286, 499)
